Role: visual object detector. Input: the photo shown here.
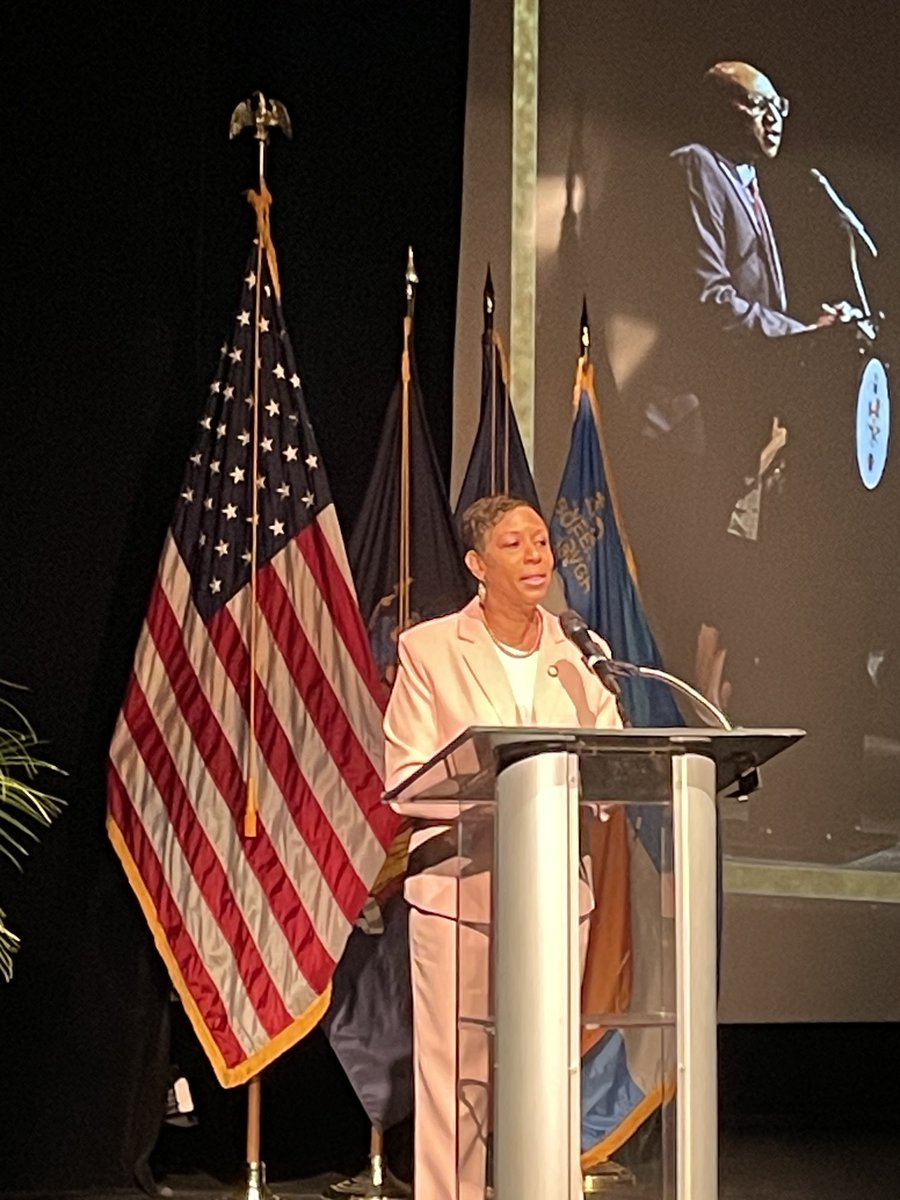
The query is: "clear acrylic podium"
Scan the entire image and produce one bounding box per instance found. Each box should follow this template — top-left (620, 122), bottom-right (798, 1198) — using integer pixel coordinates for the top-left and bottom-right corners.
top-left (386, 726), bottom-right (803, 1200)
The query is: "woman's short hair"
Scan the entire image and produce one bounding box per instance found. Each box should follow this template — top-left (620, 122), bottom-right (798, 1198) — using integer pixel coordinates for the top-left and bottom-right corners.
top-left (460, 494), bottom-right (542, 553)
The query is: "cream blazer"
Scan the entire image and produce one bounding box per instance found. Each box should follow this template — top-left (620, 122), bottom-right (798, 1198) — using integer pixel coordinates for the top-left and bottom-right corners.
top-left (383, 597), bottom-right (623, 917)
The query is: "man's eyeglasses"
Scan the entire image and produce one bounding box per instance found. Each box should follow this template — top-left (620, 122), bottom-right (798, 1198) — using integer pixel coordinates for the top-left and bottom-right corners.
top-left (743, 92), bottom-right (790, 118)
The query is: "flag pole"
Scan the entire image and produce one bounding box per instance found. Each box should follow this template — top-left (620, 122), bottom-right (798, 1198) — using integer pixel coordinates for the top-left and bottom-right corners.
top-left (483, 264), bottom-right (499, 493)
top-left (332, 250), bottom-right (420, 1200)
top-left (226, 89), bottom-right (293, 1200)
top-left (323, 254), bottom-right (418, 1200)
top-left (398, 247), bottom-right (417, 634)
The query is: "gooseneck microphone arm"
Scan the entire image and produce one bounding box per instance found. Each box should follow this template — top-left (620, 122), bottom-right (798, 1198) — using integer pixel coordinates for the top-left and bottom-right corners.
top-left (605, 661), bottom-right (732, 731)
top-left (558, 611), bottom-right (764, 794)
top-left (558, 609), bottom-right (732, 731)
top-left (809, 167), bottom-right (878, 259)
top-left (809, 167), bottom-right (879, 323)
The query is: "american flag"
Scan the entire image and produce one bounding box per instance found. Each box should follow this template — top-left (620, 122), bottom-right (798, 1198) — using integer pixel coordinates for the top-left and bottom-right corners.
top-left (107, 201), bottom-right (396, 1087)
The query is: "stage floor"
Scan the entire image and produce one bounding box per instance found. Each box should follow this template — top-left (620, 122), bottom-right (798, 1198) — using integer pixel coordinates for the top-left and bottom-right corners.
top-left (6, 1128), bottom-right (899, 1200)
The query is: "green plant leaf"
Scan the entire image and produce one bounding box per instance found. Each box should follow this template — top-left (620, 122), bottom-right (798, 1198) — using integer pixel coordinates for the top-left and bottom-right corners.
top-left (0, 908), bottom-right (20, 983)
top-left (0, 680), bottom-right (67, 981)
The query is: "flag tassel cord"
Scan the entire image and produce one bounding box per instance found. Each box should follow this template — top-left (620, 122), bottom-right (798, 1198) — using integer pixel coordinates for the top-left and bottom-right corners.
top-left (243, 188), bottom-right (270, 841)
top-left (242, 153), bottom-right (286, 840)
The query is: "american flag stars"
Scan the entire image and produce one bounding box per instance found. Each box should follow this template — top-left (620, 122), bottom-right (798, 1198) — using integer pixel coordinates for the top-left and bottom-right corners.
top-left (169, 243), bottom-right (330, 621)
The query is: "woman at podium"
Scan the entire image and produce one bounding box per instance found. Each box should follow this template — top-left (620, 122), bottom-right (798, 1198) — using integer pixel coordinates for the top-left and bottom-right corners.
top-left (383, 493), bottom-right (622, 1200)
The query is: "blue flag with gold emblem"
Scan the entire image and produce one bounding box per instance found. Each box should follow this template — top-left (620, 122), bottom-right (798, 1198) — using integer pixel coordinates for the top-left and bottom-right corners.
top-left (550, 360), bottom-right (682, 727)
top-left (551, 355), bottom-right (682, 1171)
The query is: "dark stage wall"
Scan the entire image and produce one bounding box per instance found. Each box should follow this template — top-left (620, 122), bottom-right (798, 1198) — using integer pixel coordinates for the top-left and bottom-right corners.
top-left (1, 2), bottom-right (897, 1192)
top-left (2, 2), bottom-right (469, 1188)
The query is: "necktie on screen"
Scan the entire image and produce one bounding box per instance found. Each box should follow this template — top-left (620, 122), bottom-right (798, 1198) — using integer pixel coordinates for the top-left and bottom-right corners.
top-left (747, 174), bottom-right (788, 310)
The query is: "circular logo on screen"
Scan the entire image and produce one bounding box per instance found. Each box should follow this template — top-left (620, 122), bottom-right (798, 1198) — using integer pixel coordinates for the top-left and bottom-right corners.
top-left (856, 357), bottom-right (890, 490)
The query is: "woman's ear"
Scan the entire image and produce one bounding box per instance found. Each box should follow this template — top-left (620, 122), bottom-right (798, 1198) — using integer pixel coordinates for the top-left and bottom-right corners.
top-left (464, 548), bottom-right (483, 582)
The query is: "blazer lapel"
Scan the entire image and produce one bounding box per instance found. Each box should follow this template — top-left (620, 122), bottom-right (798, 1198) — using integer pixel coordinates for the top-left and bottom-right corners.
top-left (715, 155), bottom-right (783, 304)
top-left (457, 600), bottom-right (519, 725)
top-left (532, 610), bottom-right (570, 725)
top-left (716, 156), bottom-right (759, 231)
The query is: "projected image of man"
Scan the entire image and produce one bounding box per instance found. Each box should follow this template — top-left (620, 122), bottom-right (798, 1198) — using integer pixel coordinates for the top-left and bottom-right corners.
top-left (636, 60), bottom-right (860, 709)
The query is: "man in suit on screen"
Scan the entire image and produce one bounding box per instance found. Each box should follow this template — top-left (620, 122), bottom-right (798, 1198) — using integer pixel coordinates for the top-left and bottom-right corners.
top-left (630, 60), bottom-right (858, 709)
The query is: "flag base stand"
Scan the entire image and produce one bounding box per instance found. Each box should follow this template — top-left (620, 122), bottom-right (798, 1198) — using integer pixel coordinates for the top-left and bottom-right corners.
top-left (323, 1125), bottom-right (410, 1199)
top-left (582, 1161), bottom-right (636, 1192)
top-left (226, 1160), bottom-right (280, 1200)
top-left (322, 1154), bottom-right (410, 1199)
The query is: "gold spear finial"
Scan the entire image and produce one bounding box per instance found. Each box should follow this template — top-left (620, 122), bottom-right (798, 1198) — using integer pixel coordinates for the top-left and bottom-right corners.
top-left (405, 246), bottom-right (418, 318)
top-left (483, 264), bottom-right (495, 333)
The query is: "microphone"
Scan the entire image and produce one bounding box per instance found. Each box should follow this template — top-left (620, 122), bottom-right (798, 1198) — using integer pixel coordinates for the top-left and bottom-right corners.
top-left (558, 609), bottom-right (623, 698)
top-left (810, 167), bottom-right (878, 258)
top-left (558, 609), bottom-right (738, 739)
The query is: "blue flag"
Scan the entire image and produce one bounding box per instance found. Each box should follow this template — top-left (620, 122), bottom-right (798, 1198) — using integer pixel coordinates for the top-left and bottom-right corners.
top-left (551, 356), bottom-right (682, 1170)
top-left (550, 361), bottom-right (682, 727)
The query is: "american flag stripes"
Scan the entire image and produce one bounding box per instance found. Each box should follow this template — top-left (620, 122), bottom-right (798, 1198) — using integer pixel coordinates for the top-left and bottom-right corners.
top-left (107, 194), bottom-right (396, 1087)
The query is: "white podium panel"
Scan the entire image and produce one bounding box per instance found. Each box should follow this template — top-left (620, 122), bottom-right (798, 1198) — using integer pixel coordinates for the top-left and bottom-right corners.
top-left (387, 727), bottom-right (803, 1200)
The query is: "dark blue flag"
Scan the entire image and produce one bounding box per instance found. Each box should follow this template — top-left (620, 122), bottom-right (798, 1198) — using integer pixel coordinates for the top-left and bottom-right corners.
top-left (350, 337), bottom-right (473, 688)
top-left (324, 325), bottom-right (472, 1139)
top-left (455, 331), bottom-right (540, 523)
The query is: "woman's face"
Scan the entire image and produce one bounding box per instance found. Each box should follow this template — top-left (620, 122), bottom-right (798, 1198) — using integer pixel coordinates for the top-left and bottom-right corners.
top-left (470, 505), bottom-right (554, 610)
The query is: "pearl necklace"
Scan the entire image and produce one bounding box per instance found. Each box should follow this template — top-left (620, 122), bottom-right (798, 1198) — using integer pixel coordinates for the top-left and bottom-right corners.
top-left (482, 608), bottom-right (542, 658)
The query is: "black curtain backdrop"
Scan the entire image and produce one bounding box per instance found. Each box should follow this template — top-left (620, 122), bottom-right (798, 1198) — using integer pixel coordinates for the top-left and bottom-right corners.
top-left (1, 2), bottom-right (469, 1189)
top-left (1, 1), bottom-right (897, 1193)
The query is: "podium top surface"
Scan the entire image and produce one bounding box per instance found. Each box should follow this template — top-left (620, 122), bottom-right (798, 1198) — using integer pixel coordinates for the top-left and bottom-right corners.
top-left (384, 725), bottom-right (805, 806)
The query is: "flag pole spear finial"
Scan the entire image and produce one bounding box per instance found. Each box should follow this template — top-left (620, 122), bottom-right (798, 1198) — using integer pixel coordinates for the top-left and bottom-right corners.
top-left (405, 245), bottom-right (418, 320)
top-left (483, 263), bottom-right (495, 335)
top-left (228, 90), bottom-right (293, 189)
top-left (580, 295), bottom-right (591, 360)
